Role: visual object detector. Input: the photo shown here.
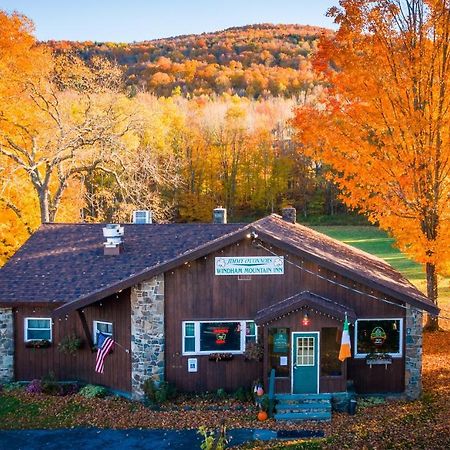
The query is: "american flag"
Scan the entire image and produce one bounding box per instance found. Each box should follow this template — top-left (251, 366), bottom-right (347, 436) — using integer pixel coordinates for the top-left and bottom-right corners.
top-left (95, 335), bottom-right (114, 374)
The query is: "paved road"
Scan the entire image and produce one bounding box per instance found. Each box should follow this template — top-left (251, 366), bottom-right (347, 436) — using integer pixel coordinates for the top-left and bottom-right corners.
top-left (0, 428), bottom-right (256, 450)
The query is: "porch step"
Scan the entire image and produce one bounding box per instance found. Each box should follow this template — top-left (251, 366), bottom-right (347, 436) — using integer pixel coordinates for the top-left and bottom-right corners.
top-left (273, 393), bottom-right (332, 422)
top-left (273, 411), bottom-right (331, 421)
top-left (275, 393), bottom-right (331, 402)
top-left (276, 402), bottom-right (331, 411)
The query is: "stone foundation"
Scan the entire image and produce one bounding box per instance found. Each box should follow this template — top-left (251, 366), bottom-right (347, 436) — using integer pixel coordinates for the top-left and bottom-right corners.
top-left (404, 305), bottom-right (423, 399)
top-left (0, 307), bottom-right (14, 383)
top-left (130, 275), bottom-right (165, 399)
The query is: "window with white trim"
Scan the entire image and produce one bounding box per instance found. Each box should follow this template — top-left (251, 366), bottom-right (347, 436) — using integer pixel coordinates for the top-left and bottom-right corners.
top-left (354, 318), bottom-right (403, 358)
top-left (245, 321), bottom-right (258, 344)
top-left (182, 320), bottom-right (257, 355)
top-left (93, 320), bottom-right (113, 345)
top-left (25, 318), bottom-right (52, 342)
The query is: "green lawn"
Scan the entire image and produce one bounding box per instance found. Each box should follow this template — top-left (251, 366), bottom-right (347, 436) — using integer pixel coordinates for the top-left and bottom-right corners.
top-left (312, 226), bottom-right (449, 312)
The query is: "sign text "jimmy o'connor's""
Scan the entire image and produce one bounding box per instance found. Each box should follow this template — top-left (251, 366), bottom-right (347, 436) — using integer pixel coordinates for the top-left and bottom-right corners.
top-left (215, 256), bottom-right (284, 275)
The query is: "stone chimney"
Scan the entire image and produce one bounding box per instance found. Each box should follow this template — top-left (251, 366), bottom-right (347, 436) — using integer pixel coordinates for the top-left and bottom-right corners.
top-left (281, 207), bottom-right (296, 224)
top-left (103, 224), bottom-right (124, 256)
top-left (213, 207), bottom-right (227, 224)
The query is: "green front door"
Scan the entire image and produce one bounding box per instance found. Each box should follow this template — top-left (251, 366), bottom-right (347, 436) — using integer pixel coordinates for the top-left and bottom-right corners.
top-left (292, 332), bottom-right (319, 394)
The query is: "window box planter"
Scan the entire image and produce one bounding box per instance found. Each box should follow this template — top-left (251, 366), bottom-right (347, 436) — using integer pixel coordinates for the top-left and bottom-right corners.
top-left (208, 353), bottom-right (234, 362)
top-left (366, 353), bottom-right (392, 368)
top-left (25, 339), bottom-right (51, 349)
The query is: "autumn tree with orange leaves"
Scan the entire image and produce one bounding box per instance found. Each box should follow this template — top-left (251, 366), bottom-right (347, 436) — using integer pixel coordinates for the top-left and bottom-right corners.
top-left (293, 0), bottom-right (450, 329)
top-left (0, 11), bottom-right (138, 263)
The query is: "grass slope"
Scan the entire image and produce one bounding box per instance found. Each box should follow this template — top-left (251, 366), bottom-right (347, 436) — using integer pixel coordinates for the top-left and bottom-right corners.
top-left (313, 226), bottom-right (449, 325)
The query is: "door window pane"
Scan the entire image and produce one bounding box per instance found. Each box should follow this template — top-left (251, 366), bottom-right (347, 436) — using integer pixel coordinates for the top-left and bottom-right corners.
top-left (296, 336), bottom-right (315, 366)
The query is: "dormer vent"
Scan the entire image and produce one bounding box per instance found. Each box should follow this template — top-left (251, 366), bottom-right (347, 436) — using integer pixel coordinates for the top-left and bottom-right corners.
top-left (132, 210), bottom-right (152, 224)
top-left (103, 224), bottom-right (124, 256)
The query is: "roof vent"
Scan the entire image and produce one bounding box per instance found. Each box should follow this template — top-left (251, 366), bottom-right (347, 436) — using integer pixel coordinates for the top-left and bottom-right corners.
top-left (103, 224), bottom-right (124, 256)
top-left (213, 207), bottom-right (227, 224)
top-left (132, 210), bottom-right (152, 224)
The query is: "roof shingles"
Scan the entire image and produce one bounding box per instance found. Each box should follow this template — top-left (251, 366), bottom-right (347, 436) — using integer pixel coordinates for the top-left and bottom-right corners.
top-left (0, 223), bottom-right (244, 303)
top-left (0, 215), bottom-right (437, 315)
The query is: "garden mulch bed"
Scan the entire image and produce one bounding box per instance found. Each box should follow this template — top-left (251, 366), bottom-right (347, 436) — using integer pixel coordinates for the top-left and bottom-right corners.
top-left (1, 331), bottom-right (449, 449)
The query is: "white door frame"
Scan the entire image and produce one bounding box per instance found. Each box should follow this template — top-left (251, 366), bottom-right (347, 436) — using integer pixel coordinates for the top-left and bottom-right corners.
top-left (291, 331), bottom-right (320, 394)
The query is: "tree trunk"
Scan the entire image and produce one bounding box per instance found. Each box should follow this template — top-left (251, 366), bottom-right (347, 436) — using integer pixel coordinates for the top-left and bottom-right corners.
top-left (425, 262), bottom-right (439, 331)
top-left (38, 189), bottom-right (50, 223)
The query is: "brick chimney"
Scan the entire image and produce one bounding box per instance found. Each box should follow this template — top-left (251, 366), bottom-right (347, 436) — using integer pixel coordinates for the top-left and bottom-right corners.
top-left (281, 207), bottom-right (296, 224)
top-left (103, 224), bottom-right (124, 256)
top-left (213, 207), bottom-right (227, 224)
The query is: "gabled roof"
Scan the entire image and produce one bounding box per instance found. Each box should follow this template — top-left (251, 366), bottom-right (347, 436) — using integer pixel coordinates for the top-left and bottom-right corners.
top-left (0, 214), bottom-right (438, 316)
top-left (0, 222), bottom-right (246, 305)
top-left (251, 215), bottom-right (438, 315)
top-left (254, 291), bottom-right (357, 325)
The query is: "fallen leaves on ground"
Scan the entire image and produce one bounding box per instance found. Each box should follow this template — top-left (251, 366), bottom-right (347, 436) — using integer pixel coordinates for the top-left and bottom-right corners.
top-left (0, 332), bottom-right (449, 450)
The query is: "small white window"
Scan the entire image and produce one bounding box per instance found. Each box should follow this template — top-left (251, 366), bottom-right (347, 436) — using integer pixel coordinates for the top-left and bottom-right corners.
top-left (93, 320), bottom-right (113, 345)
top-left (25, 318), bottom-right (52, 342)
top-left (245, 321), bottom-right (258, 345)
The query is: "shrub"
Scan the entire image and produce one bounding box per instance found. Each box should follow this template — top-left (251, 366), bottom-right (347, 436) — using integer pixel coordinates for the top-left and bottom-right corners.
top-left (2, 382), bottom-right (23, 392)
top-left (41, 372), bottom-right (62, 395)
top-left (26, 379), bottom-right (43, 394)
top-left (58, 334), bottom-right (82, 355)
top-left (142, 379), bottom-right (177, 405)
top-left (233, 386), bottom-right (252, 402)
top-left (358, 396), bottom-right (385, 409)
top-left (60, 382), bottom-right (80, 396)
top-left (79, 384), bottom-right (108, 398)
top-left (216, 388), bottom-right (227, 399)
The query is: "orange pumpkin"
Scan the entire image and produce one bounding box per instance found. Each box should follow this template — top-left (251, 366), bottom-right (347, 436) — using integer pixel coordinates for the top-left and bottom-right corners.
top-left (257, 410), bottom-right (268, 421)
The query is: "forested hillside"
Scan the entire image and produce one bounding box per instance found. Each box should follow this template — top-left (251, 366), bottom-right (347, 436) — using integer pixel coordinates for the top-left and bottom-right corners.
top-left (47, 24), bottom-right (329, 98)
top-left (0, 15), bottom-right (345, 265)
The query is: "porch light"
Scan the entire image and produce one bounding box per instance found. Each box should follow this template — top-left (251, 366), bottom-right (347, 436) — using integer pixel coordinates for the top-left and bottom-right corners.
top-left (302, 311), bottom-right (310, 326)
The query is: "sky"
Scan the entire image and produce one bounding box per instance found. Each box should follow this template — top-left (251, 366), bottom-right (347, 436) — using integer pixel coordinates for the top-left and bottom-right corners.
top-left (0, 0), bottom-right (338, 42)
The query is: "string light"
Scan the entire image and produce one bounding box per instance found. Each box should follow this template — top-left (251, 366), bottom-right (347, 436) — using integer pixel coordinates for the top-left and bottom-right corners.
top-left (255, 239), bottom-right (417, 313)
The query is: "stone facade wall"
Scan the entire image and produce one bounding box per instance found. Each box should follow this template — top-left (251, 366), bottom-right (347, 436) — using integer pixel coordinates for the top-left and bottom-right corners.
top-left (130, 274), bottom-right (165, 399)
top-left (404, 305), bottom-right (423, 400)
top-left (0, 307), bottom-right (14, 383)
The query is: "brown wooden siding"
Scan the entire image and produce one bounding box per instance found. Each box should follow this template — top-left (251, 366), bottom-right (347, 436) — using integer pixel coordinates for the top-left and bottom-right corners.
top-left (14, 289), bottom-right (131, 393)
top-left (261, 311), bottom-right (348, 393)
top-left (165, 238), bottom-right (406, 394)
top-left (348, 359), bottom-right (404, 393)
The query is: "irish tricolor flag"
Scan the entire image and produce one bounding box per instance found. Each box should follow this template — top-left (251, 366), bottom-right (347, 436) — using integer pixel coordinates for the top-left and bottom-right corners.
top-left (339, 315), bottom-right (351, 361)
